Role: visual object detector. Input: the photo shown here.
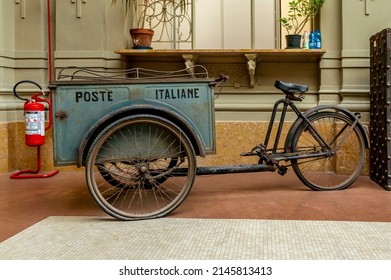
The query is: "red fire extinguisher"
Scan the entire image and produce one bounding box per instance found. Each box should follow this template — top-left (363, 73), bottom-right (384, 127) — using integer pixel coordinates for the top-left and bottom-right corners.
top-left (10, 80), bottom-right (58, 179)
top-left (24, 98), bottom-right (46, 146)
top-left (14, 81), bottom-right (53, 146)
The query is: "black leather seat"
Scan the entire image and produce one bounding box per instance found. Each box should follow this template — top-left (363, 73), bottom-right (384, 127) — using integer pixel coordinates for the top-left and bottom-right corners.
top-left (274, 80), bottom-right (308, 94)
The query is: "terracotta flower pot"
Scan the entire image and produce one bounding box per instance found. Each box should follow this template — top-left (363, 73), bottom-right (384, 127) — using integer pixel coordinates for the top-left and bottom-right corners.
top-left (129, 28), bottom-right (154, 49)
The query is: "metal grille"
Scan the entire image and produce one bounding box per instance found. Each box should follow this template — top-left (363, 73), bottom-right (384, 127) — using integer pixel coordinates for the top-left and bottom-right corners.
top-left (369, 28), bottom-right (391, 190)
top-left (143, 0), bottom-right (193, 49)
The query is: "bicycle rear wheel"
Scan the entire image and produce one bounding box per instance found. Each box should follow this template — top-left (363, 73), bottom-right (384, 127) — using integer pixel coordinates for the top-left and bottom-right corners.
top-left (291, 111), bottom-right (365, 190)
top-left (85, 115), bottom-right (196, 220)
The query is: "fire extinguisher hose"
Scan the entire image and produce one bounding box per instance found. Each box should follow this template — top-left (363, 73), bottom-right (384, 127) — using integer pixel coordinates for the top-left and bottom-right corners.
top-left (13, 80), bottom-right (45, 101)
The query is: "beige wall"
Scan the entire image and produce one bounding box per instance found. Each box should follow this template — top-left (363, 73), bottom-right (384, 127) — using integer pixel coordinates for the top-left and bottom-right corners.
top-left (0, 0), bottom-right (388, 174)
top-left (340, 0), bottom-right (391, 114)
top-left (320, 0), bottom-right (391, 119)
top-left (0, 1), bottom-right (124, 173)
top-left (194, 0), bottom-right (275, 49)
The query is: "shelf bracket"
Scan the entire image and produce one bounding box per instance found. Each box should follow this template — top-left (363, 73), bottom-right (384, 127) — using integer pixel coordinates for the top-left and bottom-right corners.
top-left (182, 54), bottom-right (198, 75)
top-left (245, 54), bottom-right (257, 88)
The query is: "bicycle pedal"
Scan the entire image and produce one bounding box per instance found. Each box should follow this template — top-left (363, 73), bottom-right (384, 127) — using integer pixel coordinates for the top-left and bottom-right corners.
top-left (277, 165), bottom-right (288, 176)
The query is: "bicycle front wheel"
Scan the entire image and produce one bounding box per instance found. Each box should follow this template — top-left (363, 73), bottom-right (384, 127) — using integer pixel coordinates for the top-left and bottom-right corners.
top-left (291, 112), bottom-right (365, 191)
top-left (85, 115), bottom-right (196, 220)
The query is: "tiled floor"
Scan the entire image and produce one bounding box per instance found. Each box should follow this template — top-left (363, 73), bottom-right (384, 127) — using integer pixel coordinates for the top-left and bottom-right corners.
top-left (2, 216), bottom-right (391, 259)
top-left (1, 170), bottom-right (391, 244)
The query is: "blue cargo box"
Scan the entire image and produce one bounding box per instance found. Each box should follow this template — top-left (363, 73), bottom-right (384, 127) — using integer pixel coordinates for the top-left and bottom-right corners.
top-left (49, 78), bottom-right (216, 167)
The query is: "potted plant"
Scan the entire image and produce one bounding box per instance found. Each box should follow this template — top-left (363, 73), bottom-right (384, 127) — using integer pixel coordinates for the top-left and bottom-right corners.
top-left (278, 0), bottom-right (325, 49)
top-left (111, 0), bottom-right (191, 49)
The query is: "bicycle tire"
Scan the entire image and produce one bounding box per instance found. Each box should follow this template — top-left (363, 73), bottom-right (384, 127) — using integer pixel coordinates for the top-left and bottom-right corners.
top-left (291, 111), bottom-right (365, 190)
top-left (85, 114), bottom-right (196, 220)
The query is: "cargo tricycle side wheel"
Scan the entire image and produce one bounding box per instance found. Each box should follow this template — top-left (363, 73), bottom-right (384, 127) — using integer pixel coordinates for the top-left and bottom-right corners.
top-left (85, 115), bottom-right (196, 220)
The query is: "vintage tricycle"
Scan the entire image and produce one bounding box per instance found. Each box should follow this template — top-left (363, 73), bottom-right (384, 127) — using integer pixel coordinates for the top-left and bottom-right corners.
top-left (15, 66), bottom-right (369, 220)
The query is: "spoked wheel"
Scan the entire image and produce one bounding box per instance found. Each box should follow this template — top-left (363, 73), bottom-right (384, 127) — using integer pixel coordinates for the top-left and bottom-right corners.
top-left (85, 115), bottom-right (196, 220)
top-left (291, 112), bottom-right (365, 191)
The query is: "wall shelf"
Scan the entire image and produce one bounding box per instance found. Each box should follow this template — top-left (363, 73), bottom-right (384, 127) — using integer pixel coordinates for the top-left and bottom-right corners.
top-left (115, 49), bottom-right (325, 62)
top-left (115, 49), bottom-right (325, 89)
top-left (115, 49), bottom-right (325, 88)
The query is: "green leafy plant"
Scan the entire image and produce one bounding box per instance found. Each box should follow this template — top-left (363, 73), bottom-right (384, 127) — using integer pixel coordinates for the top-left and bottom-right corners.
top-left (279, 0), bottom-right (325, 35)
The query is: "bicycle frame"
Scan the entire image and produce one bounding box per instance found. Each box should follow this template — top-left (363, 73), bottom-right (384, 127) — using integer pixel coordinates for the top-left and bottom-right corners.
top-left (196, 92), bottom-right (368, 177)
top-left (262, 96), bottom-right (347, 163)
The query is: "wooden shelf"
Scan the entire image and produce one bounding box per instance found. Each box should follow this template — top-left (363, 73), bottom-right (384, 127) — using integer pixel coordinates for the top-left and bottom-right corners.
top-left (115, 49), bottom-right (326, 88)
top-left (115, 49), bottom-right (326, 63)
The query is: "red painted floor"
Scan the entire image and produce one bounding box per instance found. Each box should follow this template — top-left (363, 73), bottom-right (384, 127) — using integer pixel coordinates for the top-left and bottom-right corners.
top-left (1, 171), bottom-right (390, 242)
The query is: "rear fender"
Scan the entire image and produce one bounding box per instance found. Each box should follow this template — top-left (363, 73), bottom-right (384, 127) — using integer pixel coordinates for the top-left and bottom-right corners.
top-left (284, 105), bottom-right (370, 152)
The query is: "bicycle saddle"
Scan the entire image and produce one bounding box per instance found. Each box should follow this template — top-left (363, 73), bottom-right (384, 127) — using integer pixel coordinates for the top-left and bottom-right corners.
top-left (274, 80), bottom-right (308, 94)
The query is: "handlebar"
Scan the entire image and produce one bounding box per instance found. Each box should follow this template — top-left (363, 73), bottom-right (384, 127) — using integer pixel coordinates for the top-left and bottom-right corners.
top-left (215, 75), bottom-right (230, 83)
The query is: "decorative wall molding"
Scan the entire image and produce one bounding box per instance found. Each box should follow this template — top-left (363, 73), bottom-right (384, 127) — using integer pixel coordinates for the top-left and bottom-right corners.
top-left (319, 58), bottom-right (342, 69)
top-left (71, 0), bottom-right (87, 18)
top-left (0, 50), bottom-right (48, 69)
top-left (341, 50), bottom-right (370, 58)
top-left (361, 0), bottom-right (372, 15)
top-left (15, 0), bottom-right (26, 19)
top-left (340, 85), bottom-right (370, 94)
top-left (341, 58), bottom-right (370, 68)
